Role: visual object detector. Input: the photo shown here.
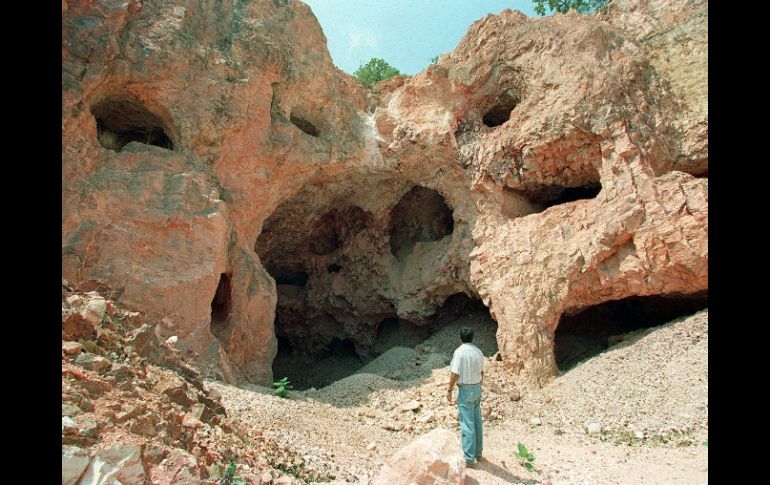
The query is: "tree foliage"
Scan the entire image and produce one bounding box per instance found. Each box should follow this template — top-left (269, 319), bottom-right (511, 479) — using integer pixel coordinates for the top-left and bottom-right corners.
top-left (533, 0), bottom-right (608, 16)
top-left (354, 58), bottom-right (402, 87)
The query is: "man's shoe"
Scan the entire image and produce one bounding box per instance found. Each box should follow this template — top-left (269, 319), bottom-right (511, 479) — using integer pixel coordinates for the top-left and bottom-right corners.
top-left (466, 461), bottom-right (478, 469)
top-left (476, 455), bottom-right (486, 463)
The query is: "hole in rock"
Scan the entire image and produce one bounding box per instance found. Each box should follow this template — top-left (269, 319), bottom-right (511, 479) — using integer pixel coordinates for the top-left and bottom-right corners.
top-left (210, 273), bottom-right (232, 338)
top-left (554, 291), bottom-right (708, 372)
top-left (290, 111), bottom-right (320, 137)
top-left (389, 186), bottom-right (454, 258)
top-left (271, 293), bottom-right (498, 391)
top-left (516, 183), bottom-right (602, 210)
top-left (483, 93), bottom-right (518, 127)
top-left (91, 97), bottom-right (174, 151)
top-left (271, 269), bottom-right (309, 287)
top-left (327, 263), bottom-right (342, 273)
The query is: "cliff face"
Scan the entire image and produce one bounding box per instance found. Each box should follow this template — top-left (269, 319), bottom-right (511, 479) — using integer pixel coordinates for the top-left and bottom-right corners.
top-left (62, 0), bottom-right (707, 387)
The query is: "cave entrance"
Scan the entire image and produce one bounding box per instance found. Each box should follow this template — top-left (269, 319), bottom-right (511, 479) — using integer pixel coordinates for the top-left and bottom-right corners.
top-left (270, 293), bottom-right (498, 390)
top-left (422, 294), bottom-right (499, 357)
top-left (91, 97), bottom-right (175, 151)
top-left (272, 334), bottom-right (363, 390)
top-left (389, 186), bottom-right (454, 259)
top-left (554, 291), bottom-right (708, 372)
top-left (523, 183), bottom-right (602, 209)
top-left (483, 93), bottom-right (518, 128)
top-left (210, 273), bottom-right (232, 341)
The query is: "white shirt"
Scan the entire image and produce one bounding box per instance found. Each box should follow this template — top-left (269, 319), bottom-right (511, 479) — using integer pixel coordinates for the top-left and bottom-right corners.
top-left (450, 343), bottom-right (484, 384)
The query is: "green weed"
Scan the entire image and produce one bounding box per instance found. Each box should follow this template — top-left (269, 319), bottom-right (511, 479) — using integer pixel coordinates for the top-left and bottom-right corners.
top-left (514, 442), bottom-right (537, 472)
top-left (273, 377), bottom-right (292, 398)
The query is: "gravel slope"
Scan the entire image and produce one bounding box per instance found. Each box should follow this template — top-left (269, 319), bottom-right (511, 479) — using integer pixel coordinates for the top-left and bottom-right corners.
top-left (209, 309), bottom-right (708, 484)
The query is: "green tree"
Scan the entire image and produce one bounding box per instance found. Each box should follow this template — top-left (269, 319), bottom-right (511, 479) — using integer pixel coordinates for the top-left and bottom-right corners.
top-left (354, 58), bottom-right (402, 87)
top-left (533, 0), bottom-right (608, 16)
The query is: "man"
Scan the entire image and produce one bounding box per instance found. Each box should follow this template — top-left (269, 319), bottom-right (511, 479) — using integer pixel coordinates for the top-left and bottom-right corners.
top-left (447, 326), bottom-right (485, 466)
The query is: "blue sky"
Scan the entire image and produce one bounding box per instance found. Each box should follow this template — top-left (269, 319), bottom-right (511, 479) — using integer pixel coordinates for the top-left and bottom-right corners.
top-left (301, 0), bottom-right (539, 76)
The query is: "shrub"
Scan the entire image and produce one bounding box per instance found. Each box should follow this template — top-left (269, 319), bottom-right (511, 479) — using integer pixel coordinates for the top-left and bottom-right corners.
top-left (353, 58), bottom-right (401, 87)
top-left (533, 0), bottom-right (608, 16)
top-left (273, 376), bottom-right (292, 398)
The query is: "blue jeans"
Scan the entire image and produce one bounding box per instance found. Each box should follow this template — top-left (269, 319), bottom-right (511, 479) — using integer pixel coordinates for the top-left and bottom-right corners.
top-left (457, 384), bottom-right (483, 463)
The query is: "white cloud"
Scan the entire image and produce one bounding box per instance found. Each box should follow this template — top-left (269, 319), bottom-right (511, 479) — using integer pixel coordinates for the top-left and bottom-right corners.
top-left (346, 24), bottom-right (378, 56)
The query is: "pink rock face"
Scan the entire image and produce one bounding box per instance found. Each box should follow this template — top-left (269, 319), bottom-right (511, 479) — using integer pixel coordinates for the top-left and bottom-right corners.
top-left (373, 428), bottom-right (466, 485)
top-left (62, 0), bottom-right (707, 386)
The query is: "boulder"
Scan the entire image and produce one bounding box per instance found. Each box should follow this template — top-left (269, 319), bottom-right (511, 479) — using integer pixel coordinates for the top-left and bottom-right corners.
top-left (62, 341), bottom-right (83, 355)
top-left (77, 444), bottom-right (146, 485)
top-left (373, 428), bottom-right (465, 485)
top-left (75, 353), bottom-right (112, 372)
top-left (62, 445), bottom-right (90, 485)
top-left (62, 312), bottom-right (96, 341)
top-left (153, 374), bottom-right (198, 407)
top-left (81, 297), bottom-right (107, 325)
top-left (149, 447), bottom-right (200, 484)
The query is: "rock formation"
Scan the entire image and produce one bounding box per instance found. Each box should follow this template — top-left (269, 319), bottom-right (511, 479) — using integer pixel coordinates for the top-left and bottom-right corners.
top-left (62, 0), bottom-right (707, 387)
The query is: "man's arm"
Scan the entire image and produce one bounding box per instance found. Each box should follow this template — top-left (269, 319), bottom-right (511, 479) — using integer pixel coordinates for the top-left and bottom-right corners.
top-left (480, 370), bottom-right (484, 384)
top-left (447, 372), bottom-right (459, 403)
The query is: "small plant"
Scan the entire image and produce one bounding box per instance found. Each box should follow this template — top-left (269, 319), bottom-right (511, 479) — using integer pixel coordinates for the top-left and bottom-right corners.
top-left (273, 376), bottom-right (292, 398)
top-left (97, 128), bottom-right (122, 151)
top-left (514, 442), bottom-right (537, 472)
top-left (219, 455), bottom-right (247, 485)
top-left (702, 440), bottom-right (708, 447)
top-left (429, 55), bottom-right (439, 64)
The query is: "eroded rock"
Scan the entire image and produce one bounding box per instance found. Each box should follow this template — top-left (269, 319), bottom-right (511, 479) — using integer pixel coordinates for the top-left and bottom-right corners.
top-left (62, 0), bottom-right (707, 387)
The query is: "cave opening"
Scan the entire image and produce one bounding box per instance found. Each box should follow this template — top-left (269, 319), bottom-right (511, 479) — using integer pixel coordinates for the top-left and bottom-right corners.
top-left (91, 97), bottom-right (174, 151)
top-left (554, 291), bottom-right (708, 372)
top-left (272, 332), bottom-right (364, 391)
top-left (389, 186), bottom-right (454, 259)
top-left (522, 183), bottom-right (602, 209)
top-left (270, 268), bottom-right (309, 287)
top-left (270, 293), bottom-right (498, 391)
top-left (290, 111), bottom-right (320, 137)
top-left (483, 93), bottom-right (518, 128)
top-left (210, 273), bottom-right (232, 339)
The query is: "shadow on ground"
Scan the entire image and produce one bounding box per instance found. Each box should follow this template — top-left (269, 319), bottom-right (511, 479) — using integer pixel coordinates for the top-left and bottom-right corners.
top-left (466, 458), bottom-right (544, 484)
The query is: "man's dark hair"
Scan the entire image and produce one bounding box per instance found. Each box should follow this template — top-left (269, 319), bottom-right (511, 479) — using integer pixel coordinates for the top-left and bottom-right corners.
top-left (459, 327), bottom-right (474, 343)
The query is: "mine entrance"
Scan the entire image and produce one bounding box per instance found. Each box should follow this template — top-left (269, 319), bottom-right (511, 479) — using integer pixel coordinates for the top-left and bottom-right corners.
top-left (554, 291), bottom-right (708, 372)
top-left (271, 293), bottom-right (498, 390)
